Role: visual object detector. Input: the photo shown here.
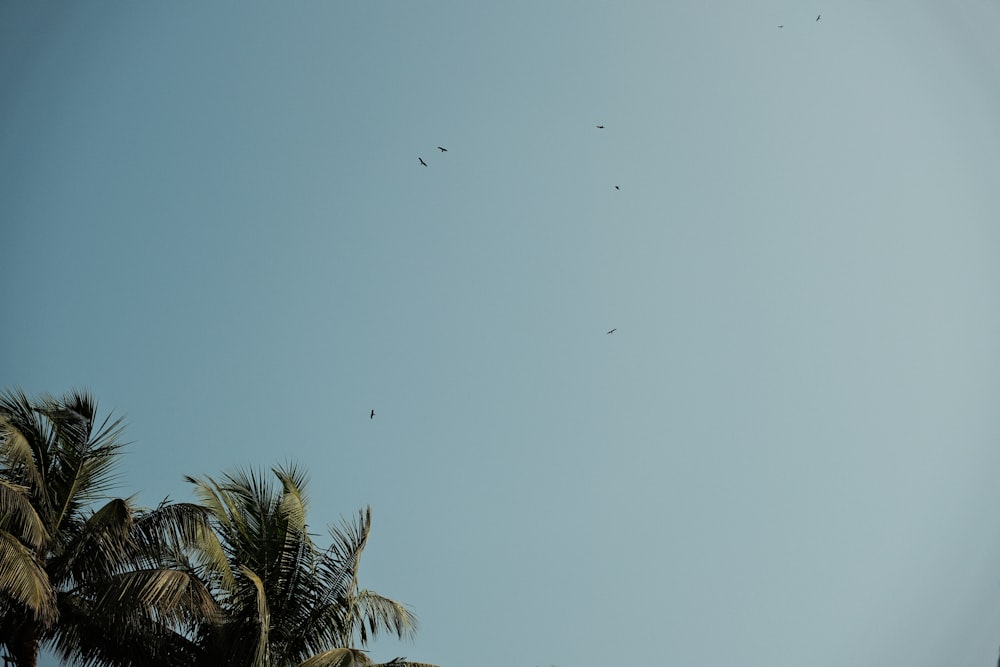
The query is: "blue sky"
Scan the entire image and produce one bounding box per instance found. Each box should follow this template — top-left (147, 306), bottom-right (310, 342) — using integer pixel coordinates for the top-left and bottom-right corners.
top-left (3, 2), bottom-right (1000, 666)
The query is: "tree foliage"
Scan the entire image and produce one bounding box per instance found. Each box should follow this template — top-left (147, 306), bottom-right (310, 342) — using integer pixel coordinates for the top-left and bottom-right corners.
top-left (183, 465), bottom-right (434, 667)
top-left (0, 389), bottom-right (441, 667)
top-left (0, 389), bottom-right (217, 667)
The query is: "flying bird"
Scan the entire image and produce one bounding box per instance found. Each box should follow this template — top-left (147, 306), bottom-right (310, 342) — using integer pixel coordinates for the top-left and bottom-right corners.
top-left (607, 328), bottom-right (617, 335)
top-left (778, 24), bottom-right (784, 28)
top-left (437, 146), bottom-right (448, 152)
top-left (370, 409), bottom-right (375, 419)
top-left (418, 157), bottom-right (427, 167)
top-left (816, 13), bottom-right (821, 21)
top-left (614, 185), bottom-right (620, 190)
top-left (596, 125), bottom-right (605, 129)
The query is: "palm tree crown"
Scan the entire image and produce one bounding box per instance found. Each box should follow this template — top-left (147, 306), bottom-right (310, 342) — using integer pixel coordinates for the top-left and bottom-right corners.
top-left (185, 464), bottom-right (428, 667)
top-left (0, 389), bottom-right (217, 667)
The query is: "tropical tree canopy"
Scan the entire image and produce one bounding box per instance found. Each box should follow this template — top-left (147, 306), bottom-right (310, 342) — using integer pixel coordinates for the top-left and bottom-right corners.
top-left (0, 389), bottom-right (218, 667)
top-left (183, 465), bottom-right (436, 667)
top-left (1, 390), bottom-right (442, 667)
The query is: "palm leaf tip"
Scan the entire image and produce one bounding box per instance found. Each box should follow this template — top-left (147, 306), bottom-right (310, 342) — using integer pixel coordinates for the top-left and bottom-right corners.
top-left (297, 647), bottom-right (373, 667)
top-left (376, 660), bottom-right (442, 667)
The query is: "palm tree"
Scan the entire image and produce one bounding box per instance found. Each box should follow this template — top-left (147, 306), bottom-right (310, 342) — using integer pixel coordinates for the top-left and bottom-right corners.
top-left (0, 388), bottom-right (219, 667)
top-left (184, 465), bottom-right (439, 667)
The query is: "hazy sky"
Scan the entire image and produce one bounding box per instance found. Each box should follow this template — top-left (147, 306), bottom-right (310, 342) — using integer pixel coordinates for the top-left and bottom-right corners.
top-left (3, 2), bottom-right (1000, 666)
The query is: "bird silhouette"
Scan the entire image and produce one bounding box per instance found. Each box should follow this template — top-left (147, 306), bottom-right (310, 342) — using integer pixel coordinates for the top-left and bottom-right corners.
top-left (614, 185), bottom-right (620, 190)
top-left (437, 146), bottom-right (448, 152)
top-left (596, 125), bottom-right (605, 129)
top-left (607, 328), bottom-right (616, 335)
top-left (778, 24), bottom-right (783, 28)
top-left (816, 13), bottom-right (821, 21)
top-left (418, 157), bottom-right (427, 167)
top-left (370, 409), bottom-right (375, 419)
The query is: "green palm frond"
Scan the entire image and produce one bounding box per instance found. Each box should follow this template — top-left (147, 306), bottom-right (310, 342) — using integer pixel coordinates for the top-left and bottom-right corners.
top-left (50, 588), bottom-right (202, 667)
top-left (51, 497), bottom-right (223, 630)
top-left (185, 474), bottom-right (233, 527)
top-left (374, 659), bottom-right (442, 667)
top-left (322, 506), bottom-right (371, 608)
top-left (274, 462), bottom-right (310, 533)
top-left (131, 500), bottom-right (222, 569)
top-left (44, 392), bottom-right (127, 531)
top-left (183, 474), bottom-right (240, 591)
top-left (0, 529), bottom-right (56, 622)
top-left (0, 477), bottom-right (48, 549)
top-left (239, 565), bottom-right (271, 667)
top-left (326, 507), bottom-right (371, 567)
top-left (49, 497), bottom-right (134, 585)
top-left (297, 647), bottom-right (372, 667)
top-left (211, 468), bottom-right (277, 561)
top-left (0, 388), bottom-right (50, 505)
top-left (352, 590), bottom-right (418, 644)
top-left (181, 466), bottom-right (439, 667)
top-left (1, 389), bottom-right (237, 667)
top-left (221, 468), bottom-right (273, 539)
top-left (89, 567), bottom-right (220, 625)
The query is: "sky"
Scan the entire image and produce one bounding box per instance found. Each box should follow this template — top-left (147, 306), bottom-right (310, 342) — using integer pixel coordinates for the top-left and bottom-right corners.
top-left (2, 1), bottom-right (1000, 666)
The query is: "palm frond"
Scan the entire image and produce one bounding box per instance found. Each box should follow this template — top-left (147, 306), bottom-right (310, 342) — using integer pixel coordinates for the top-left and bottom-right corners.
top-left (181, 467), bottom-right (437, 667)
top-left (185, 474), bottom-right (233, 527)
top-left (374, 659), bottom-right (442, 667)
top-left (1, 389), bottom-right (231, 667)
top-left (184, 474), bottom-right (241, 592)
top-left (297, 647), bottom-right (372, 667)
top-left (239, 564), bottom-right (271, 667)
top-left (352, 590), bottom-right (418, 644)
top-left (323, 507), bottom-right (371, 598)
top-left (49, 588), bottom-right (202, 667)
top-left (49, 497), bottom-right (134, 584)
top-left (0, 529), bottom-right (56, 622)
top-left (131, 500), bottom-right (220, 568)
top-left (91, 567), bottom-right (221, 627)
top-left (0, 477), bottom-right (48, 549)
top-left (274, 463), bottom-right (310, 533)
top-left (42, 390), bottom-right (128, 531)
top-left (217, 468), bottom-right (274, 558)
top-left (0, 387), bottom-right (50, 504)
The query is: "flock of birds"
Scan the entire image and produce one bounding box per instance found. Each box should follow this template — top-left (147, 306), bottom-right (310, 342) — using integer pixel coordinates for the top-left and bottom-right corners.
top-left (416, 145), bottom-right (449, 168)
top-left (372, 125), bottom-right (624, 422)
top-left (394, 1), bottom-right (822, 419)
top-left (380, 7), bottom-right (827, 420)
